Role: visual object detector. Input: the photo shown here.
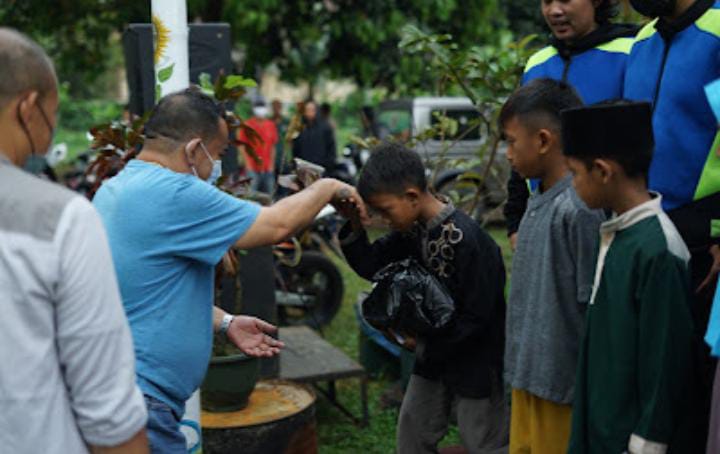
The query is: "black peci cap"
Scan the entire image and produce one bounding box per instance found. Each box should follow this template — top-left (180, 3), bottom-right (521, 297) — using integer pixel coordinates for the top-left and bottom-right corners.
top-left (561, 101), bottom-right (654, 159)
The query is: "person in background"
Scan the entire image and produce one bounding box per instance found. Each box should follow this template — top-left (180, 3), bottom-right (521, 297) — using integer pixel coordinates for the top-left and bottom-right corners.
top-left (504, 0), bottom-right (637, 249)
top-left (0, 27), bottom-right (148, 454)
top-left (271, 99), bottom-right (289, 177)
top-left (563, 101), bottom-right (700, 454)
top-left (623, 0), bottom-right (720, 442)
top-left (500, 79), bottom-right (605, 454)
top-left (93, 88), bottom-right (365, 453)
top-left (292, 100), bottom-right (337, 173)
top-left (238, 101), bottom-right (278, 194)
top-left (320, 102), bottom-right (337, 131)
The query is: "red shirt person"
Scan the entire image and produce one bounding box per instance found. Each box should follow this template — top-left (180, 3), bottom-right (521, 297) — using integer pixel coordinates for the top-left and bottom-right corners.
top-left (238, 103), bottom-right (278, 193)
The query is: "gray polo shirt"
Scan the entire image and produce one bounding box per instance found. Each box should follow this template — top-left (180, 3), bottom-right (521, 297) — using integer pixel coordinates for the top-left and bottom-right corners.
top-left (0, 155), bottom-right (147, 452)
top-left (505, 175), bottom-right (603, 404)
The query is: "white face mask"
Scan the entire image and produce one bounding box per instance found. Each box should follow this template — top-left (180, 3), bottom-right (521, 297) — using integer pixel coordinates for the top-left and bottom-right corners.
top-left (252, 106), bottom-right (269, 118)
top-left (188, 141), bottom-right (222, 185)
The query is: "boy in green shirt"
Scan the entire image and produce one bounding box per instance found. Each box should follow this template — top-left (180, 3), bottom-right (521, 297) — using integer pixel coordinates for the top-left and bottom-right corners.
top-left (562, 101), bottom-right (701, 453)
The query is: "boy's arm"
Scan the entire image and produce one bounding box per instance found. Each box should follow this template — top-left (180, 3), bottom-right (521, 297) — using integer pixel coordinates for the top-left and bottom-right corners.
top-left (504, 170), bottom-right (529, 238)
top-left (338, 221), bottom-right (412, 281)
top-left (568, 207), bottom-right (605, 304)
top-left (630, 253), bottom-right (695, 453)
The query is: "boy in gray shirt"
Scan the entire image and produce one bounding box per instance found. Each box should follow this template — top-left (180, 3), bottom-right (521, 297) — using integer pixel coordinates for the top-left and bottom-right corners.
top-left (500, 79), bottom-right (604, 453)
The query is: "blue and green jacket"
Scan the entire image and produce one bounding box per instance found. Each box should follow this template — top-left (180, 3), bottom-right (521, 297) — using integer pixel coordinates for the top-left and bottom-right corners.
top-left (624, 0), bottom-right (720, 238)
top-left (522, 24), bottom-right (638, 103)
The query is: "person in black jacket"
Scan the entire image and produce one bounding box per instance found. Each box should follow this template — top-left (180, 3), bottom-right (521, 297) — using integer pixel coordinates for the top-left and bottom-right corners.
top-left (338, 142), bottom-right (508, 454)
top-left (292, 100), bottom-right (337, 173)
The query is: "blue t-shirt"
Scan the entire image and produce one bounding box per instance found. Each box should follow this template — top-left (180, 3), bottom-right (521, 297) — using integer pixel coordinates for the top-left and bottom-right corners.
top-left (94, 160), bottom-right (260, 416)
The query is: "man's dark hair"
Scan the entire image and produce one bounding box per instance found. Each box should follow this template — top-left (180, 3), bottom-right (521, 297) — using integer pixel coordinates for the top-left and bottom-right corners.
top-left (0, 28), bottom-right (57, 110)
top-left (595, 0), bottom-right (619, 24)
top-left (357, 142), bottom-right (427, 200)
top-left (499, 78), bottom-right (583, 134)
top-left (144, 87), bottom-right (225, 145)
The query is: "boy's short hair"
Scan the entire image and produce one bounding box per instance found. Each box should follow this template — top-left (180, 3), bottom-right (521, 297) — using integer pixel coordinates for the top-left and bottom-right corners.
top-left (499, 79), bottom-right (583, 134)
top-left (357, 142), bottom-right (427, 200)
top-left (561, 100), bottom-right (654, 178)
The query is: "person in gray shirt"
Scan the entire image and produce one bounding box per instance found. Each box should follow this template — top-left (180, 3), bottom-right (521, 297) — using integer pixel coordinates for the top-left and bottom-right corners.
top-left (0, 28), bottom-right (148, 453)
top-left (499, 79), bottom-right (604, 453)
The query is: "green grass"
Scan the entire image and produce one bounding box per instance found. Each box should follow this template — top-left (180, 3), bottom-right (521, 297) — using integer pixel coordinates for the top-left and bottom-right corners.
top-left (315, 226), bottom-right (511, 453)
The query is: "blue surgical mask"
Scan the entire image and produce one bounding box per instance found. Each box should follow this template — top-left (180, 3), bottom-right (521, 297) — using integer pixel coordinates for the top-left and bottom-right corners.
top-left (188, 141), bottom-right (222, 185)
top-left (200, 142), bottom-right (222, 184)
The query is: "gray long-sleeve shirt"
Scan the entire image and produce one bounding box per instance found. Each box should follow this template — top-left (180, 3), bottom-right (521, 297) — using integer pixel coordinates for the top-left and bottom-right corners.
top-left (505, 175), bottom-right (604, 404)
top-left (0, 155), bottom-right (147, 452)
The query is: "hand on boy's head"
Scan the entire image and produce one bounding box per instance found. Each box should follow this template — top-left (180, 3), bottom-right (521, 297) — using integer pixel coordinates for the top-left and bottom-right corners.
top-left (331, 182), bottom-right (369, 225)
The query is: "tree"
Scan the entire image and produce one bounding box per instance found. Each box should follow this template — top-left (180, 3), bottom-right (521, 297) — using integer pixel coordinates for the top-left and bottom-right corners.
top-left (0, 0), bottom-right (148, 97)
top-left (213, 0), bottom-right (507, 94)
top-left (1, 0), bottom-right (520, 97)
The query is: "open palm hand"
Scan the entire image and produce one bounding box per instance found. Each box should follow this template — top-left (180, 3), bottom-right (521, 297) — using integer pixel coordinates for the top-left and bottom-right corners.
top-left (227, 316), bottom-right (284, 358)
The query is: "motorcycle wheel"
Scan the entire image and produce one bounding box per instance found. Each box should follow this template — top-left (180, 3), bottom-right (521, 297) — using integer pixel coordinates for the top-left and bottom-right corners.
top-left (276, 250), bottom-right (344, 329)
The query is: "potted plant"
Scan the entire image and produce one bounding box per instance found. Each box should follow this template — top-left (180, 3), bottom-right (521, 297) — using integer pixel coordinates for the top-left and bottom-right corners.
top-left (201, 251), bottom-right (260, 412)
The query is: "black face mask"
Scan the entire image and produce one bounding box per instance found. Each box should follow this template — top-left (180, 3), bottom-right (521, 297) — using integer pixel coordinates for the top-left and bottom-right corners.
top-left (630, 0), bottom-right (677, 18)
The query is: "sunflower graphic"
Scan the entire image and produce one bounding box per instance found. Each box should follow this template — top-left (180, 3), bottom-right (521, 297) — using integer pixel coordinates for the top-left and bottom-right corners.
top-left (152, 14), bottom-right (170, 65)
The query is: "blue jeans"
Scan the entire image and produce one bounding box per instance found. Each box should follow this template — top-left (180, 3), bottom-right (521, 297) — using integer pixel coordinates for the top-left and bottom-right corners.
top-left (145, 395), bottom-right (187, 454)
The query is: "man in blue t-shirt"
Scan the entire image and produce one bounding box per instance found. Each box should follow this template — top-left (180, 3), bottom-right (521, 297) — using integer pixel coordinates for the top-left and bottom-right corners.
top-left (94, 88), bottom-right (365, 452)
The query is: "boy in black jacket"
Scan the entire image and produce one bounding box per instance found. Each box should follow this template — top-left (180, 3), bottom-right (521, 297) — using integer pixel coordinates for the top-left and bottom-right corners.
top-left (338, 142), bottom-right (509, 454)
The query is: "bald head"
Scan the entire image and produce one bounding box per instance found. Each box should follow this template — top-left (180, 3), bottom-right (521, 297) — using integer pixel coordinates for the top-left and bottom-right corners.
top-left (0, 28), bottom-right (57, 111)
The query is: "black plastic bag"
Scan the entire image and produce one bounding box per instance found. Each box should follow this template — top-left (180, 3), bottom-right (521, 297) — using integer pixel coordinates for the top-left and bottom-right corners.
top-left (361, 258), bottom-right (455, 336)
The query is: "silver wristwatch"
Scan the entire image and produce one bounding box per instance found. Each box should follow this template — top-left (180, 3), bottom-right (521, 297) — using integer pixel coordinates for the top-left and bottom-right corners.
top-left (219, 314), bottom-right (235, 337)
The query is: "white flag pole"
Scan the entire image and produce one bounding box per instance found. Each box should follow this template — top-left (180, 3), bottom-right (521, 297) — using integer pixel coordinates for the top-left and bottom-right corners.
top-left (151, 2), bottom-right (201, 451)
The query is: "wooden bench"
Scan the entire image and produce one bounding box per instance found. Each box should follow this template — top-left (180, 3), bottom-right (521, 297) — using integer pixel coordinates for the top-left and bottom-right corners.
top-left (278, 326), bottom-right (369, 427)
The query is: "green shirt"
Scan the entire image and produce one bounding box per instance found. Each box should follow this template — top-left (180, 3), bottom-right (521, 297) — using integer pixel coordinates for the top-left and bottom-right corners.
top-left (568, 195), bottom-right (698, 454)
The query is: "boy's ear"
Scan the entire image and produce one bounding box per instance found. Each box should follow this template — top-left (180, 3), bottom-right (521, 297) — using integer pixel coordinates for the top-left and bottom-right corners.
top-left (537, 128), bottom-right (555, 155)
top-left (404, 187), bottom-right (421, 204)
top-left (592, 158), bottom-right (614, 183)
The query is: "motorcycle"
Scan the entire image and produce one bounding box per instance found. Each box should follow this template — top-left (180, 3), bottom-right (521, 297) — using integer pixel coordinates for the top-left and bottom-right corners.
top-left (274, 204), bottom-right (346, 329)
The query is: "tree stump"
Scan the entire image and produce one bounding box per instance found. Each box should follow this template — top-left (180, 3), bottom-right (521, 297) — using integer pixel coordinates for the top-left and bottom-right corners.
top-left (202, 380), bottom-right (317, 454)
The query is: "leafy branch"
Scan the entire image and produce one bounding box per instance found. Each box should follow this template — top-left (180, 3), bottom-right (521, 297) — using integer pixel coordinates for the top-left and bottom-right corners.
top-left (399, 25), bottom-right (537, 219)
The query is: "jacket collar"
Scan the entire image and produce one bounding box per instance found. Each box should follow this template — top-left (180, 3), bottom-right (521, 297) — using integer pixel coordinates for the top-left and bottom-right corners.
top-left (550, 23), bottom-right (640, 58)
top-left (600, 192), bottom-right (663, 234)
top-left (656, 0), bottom-right (714, 40)
top-left (422, 201), bottom-right (455, 232)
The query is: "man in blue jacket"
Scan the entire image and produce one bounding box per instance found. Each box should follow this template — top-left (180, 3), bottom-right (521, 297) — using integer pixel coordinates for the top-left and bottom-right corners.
top-left (504, 0), bottom-right (637, 246)
top-left (623, 0), bottom-right (720, 445)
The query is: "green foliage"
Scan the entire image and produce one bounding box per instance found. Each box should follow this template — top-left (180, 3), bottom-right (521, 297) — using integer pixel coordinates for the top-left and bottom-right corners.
top-left (397, 26), bottom-right (537, 216)
top-left (57, 84), bottom-right (124, 132)
top-left (213, 0), bottom-right (507, 93)
top-left (0, 1), bottom-right (147, 97)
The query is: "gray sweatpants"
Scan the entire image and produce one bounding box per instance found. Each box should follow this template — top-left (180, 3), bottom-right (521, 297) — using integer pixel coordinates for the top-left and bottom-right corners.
top-left (397, 374), bottom-right (509, 454)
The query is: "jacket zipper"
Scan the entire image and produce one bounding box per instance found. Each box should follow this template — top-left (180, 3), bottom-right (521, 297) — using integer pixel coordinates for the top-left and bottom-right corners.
top-left (652, 40), bottom-right (672, 114)
top-left (562, 57), bottom-right (572, 82)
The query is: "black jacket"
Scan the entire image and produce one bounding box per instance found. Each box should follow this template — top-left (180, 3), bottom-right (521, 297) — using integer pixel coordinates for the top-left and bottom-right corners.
top-left (340, 205), bottom-right (506, 399)
top-left (292, 119), bottom-right (336, 172)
